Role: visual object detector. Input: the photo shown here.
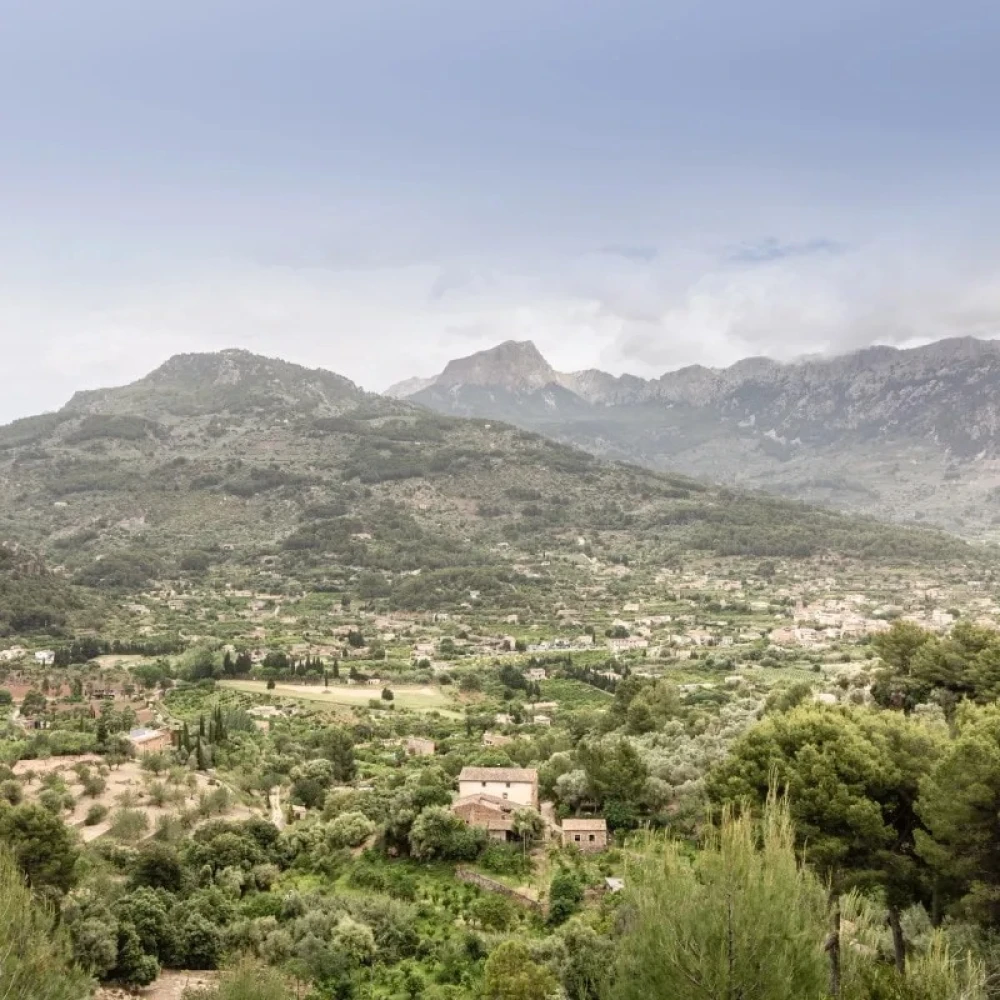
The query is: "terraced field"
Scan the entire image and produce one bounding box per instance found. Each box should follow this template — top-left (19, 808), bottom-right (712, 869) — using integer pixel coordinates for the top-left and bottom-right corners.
top-left (219, 679), bottom-right (459, 714)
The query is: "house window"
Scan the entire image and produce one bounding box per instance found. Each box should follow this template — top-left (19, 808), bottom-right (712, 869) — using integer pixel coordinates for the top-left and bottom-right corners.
top-left (574, 834), bottom-right (581, 842)
top-left (481, 782), bottom-right (486, 788)
top-left (502, 793), bottom-right (509, 800)
top-left (505, 782), bottom-right (510, 788)
top-left (588, 834), bottom-right (596, 842)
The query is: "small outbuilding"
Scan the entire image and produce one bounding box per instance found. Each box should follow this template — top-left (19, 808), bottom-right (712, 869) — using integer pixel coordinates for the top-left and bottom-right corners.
top-left (406, 737), bottom-right (436, 756)
top-left (561, 817), bottom-right (608, 852)
top-left (127, 727), bottom-right (172, 756)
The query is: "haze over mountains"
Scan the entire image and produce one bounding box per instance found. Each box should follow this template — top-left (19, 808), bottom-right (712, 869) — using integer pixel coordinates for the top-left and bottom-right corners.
top-left (387, 337), bottom-right (1000, 537)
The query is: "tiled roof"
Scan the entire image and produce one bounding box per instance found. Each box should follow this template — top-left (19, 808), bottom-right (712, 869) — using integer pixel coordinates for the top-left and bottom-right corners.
top-left (562, 818), bottom-right (607, 831)
top-left (458, 766), bottom-right (538, 784)
top-left (453, 793), bottom-right (514, 811)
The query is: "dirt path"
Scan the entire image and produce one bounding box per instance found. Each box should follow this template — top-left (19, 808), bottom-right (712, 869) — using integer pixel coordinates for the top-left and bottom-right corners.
top-left (98, 970), bottom-right (218, 1000)
top-left (270, 785), bottom-right (286, 830)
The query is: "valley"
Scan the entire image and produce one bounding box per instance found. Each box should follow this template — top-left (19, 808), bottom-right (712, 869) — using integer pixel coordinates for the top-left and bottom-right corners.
top-left (3, 349), bottom-right (1000, 1000)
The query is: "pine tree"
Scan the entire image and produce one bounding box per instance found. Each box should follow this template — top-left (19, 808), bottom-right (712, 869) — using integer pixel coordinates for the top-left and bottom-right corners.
top-left (614, 796), bottom-right (829, 1000)
top-left (0, 848), bottom-right (92, 1000)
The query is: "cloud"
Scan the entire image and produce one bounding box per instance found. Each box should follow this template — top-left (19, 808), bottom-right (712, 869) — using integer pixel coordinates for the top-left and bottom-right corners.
top-left (598, 245), bottom-right (659, 263)
top-left (4, 236), bottom-right (1000, 424)
top-left (596, 240), bottom-right (1000, 373)
top-left (725, 237), bottom-right (846, 263)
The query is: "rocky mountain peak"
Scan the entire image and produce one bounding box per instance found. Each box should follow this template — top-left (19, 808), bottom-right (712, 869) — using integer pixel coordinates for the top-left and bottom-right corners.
top-left (436, 340), bottom-right (559, 393)
top-left (393, 334), bottom-right (1000, 535)
top-left (63, 349), bottom-right (366, 418)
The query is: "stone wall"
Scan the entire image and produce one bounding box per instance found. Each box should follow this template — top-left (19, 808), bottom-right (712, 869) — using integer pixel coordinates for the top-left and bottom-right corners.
top-left (455, 867), bottom-right (543, 912)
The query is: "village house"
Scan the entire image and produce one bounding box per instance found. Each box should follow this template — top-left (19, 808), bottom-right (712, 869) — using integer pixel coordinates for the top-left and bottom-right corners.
top-left (127, 727), bottom-right (173, 756)
top-left (525, 667), bottom-right (547, 681)
top-left (768, 626), bottom-right (799, 646)
top-left (452, 794), bottom-right (519, 841)
top-left (607, 637), bottom-right (648, 654)
top-left (453, 767), bottom-right (539, 841)
top-left (34, 650), bottom-right (55, 666)
top-left (685, 629), bottom-right (715, 647)
top-left (406, 737), bottom-right (436, 757)
top-left (561, 818), bottom-right (608, 852)
top-left (458, 766), bottom-right (538, 808)
top-left (247, 705), bottom-right (284, 719)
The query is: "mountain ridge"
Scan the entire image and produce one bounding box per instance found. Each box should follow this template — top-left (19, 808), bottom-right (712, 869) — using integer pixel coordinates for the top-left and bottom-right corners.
top-left (0, 348), bottom-right (972, 605)
top-left (390, 336), bottom-right (1000, 536)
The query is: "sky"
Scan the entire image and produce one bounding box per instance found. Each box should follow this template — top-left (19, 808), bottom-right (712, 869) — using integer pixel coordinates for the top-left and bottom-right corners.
top-left (3, 0), bottom-right (1000, 420)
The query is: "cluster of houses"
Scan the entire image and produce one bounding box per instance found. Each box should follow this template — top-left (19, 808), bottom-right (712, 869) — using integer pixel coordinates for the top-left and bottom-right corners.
top-left (452, 765), bottom-right (608, 853)
top-left (0, 647), bottom-right (55, 665)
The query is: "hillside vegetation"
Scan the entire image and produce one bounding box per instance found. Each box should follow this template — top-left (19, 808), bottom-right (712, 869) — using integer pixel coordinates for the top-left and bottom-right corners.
top-left (0, 351), bottom-right (977, 605)
top-left (0, 544), bottom-right (94, 636)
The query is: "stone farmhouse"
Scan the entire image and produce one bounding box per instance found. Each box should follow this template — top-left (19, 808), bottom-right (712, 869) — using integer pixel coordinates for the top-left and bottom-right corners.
top-left (453, 766), bottom-right (540, 842)
top-left (561, 818), bottom-right (608, 852)
top-left (458, 767), bottom-right (538, 808)
top-left (127, 727), bottom-right (172, 756)
top-left (452, 795), bottom-right (519, 842)
top-left (405, 737), bottom-right (436, 756)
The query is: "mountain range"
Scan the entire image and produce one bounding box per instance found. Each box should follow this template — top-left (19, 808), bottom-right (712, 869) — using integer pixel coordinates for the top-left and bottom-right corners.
top-left (386, 337), bottom-right (1000, 537)
top-left (0, 349), bottom-right (969, 622)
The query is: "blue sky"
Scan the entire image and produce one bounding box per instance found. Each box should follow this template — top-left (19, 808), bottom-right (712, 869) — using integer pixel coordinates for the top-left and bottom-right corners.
top-left (2, 0), bottom-right (1000, 419)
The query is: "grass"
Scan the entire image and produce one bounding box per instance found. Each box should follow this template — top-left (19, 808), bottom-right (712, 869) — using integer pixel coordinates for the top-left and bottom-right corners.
top-left (539, 678), bottom-right (613, 709)
top-left (219, 679), bottom-right (459, 714)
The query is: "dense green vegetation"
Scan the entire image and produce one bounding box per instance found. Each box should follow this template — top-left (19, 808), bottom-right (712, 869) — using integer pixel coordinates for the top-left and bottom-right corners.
top-left (3, 351), bottom-right (1000, 999)
top-left (0, 544), bottom-right (88, 635)
top-left (1, 619), bottom-right (1000, 999)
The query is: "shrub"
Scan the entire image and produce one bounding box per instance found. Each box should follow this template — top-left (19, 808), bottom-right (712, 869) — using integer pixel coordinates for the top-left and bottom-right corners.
top-left (84, 804), bottom-right (109, 826)
top-left (110, 808), bottom-right (149, 842)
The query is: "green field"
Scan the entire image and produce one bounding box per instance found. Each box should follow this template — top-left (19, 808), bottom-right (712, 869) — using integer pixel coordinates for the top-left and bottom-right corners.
top-left (219, 679), bottom-right (458, 714)
top-left (538, 677), bottom-right (614, 709)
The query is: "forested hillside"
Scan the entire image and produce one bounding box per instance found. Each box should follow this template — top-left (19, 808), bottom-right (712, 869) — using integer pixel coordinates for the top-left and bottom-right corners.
top-left (0, 351), bottom-right (976, 608)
